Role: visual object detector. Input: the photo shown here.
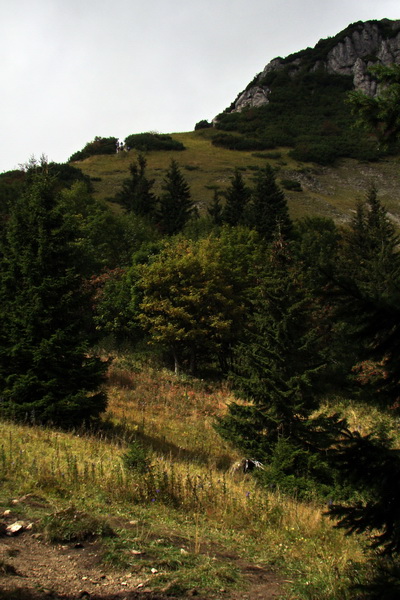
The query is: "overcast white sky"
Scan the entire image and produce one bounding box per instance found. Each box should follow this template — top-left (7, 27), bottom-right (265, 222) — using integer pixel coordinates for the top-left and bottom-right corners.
top-left (1, 0), bottom-right (399, 173)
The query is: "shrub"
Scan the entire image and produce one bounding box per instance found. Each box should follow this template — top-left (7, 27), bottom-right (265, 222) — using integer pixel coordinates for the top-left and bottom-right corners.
top-left (211, 133), bottom-right (275, 151)
top-left (69, 136), bottom-right (118, 162)
top-left (195, 119), bottom-right (212, 130)
top-left (124, 132), bottom-right (185, 152)
top-left (281, 178), bottom-right (303, 192)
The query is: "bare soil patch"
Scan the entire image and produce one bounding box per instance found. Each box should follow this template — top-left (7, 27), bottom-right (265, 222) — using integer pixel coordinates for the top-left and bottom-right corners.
top-left (0, 529), bottom-right (283, 600)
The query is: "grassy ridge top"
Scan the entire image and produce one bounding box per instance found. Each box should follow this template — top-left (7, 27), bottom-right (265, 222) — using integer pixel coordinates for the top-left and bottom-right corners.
top-left (73, 129), bottom-right (400, 224)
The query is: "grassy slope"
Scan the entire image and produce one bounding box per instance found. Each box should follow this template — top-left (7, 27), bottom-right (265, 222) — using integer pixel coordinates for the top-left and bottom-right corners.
top-left (73, 129), bottom-right (400, 224)
top-left (0, 355), bottom-right (379, 600)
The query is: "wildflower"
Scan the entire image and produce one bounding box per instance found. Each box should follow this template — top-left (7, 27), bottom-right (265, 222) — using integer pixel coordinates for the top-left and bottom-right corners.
top-left (246, 491), bottom-right (250, 497)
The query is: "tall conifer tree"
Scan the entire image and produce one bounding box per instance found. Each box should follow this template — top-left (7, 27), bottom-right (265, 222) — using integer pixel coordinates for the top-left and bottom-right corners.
top-left (0, 168), bottom-right (107, 426)
top-left (115, 154), bottom-right (156, 217)
top-left (216, 248), bottom-right (341, 494)
top-left (157, 160), bottom-right (195, 235)
top-left (222, 168), bottom-right (250, 226)
top-left (249, 164), bottom-right (292, 241)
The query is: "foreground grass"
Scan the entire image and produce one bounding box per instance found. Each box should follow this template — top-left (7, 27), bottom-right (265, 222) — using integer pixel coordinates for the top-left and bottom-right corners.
top-left (0, 357), bottom-right (375, 598)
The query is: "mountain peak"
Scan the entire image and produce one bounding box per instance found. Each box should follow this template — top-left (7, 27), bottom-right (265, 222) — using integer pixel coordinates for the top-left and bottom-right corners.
top-left (229, 18), bottom-right (400, 114)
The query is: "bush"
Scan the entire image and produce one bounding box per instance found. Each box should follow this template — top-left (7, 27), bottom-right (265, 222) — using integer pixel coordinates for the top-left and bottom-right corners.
top-left (211, 133), bottom-right (275, 151)
top-left (124, 132), bottom-right (185, 152)
top-left (69, 136), bottom-right (118, 162)
top-left (195, 119), bottom-right (212, 130)
top-left (281, 178), bottom-right (302, 192)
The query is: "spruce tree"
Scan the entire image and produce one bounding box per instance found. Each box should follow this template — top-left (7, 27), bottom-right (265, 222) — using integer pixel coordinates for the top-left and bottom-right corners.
top-left (331, 187), bottom-right (400, 408)
top-left (0, 168), bottom-right (107, 427)
top-left (222, 168), bottom-right (250, 226)
top-left (115, 154), bottom-right (156, 217)
top-left (157, 159), bottom-right (195, 235)
top-left (249, 164), bottom-right (292, 241)
top-left (208, 190), bottom-right (223, 226)
top-left (216, 249), bottom-right (342, 494)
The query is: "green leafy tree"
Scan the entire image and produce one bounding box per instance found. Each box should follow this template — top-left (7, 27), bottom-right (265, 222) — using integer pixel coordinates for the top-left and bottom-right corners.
top-left (222, 169), bottom-right (250, 226)
top-left (347, 64), bottom-right (400, 149)
top-left (157, 160), bottom-right (195, 236)
top-left (114, 154), bottom-right (156, 218)
top-left (137, 236), bottom-right (246, 374)
top-left (0, 168), bottom-right (107, 426)
top-left (248, 164), bottom-right (292, 241)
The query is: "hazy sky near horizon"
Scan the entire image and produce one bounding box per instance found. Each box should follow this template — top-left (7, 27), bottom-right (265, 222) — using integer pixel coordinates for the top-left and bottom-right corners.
top-left (1, 0), bottom-right (399, 173)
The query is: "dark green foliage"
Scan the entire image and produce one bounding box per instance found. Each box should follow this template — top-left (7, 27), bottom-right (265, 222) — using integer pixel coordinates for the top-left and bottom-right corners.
top-left (92, 267), bottom-right (143, 346)
top-left (280, 178), bottom-right (302, 192)
top-left (207, 189), bottom-right (223, 226)
top-left (248, 165), bottom-right (292, 241)
top-left (215, 254), bottom-right (343, 495)
top-left (212, 133), bottom-right (275, 151)
top-left (113, 154), bottom-right (156, 217)
top-left (41, 162), bottom-right (93, 191)
top-left (330, 187), bottom-right (400, 408)
top-left (347, 64), bottom-right (400, 149)
top-left (69, 136), bottom-right (118, 162)
top-left (124, 132), bottom-right (185, 152)
top-left (0, 169), bottom-right (107, 427)
top-left (157, 160), bottom-right (195, 236)
top-left (216, 67), bottom-right (382, 164)
top-left (355, 557), bottom-right (400, 600)
top-left (222, 169), bottom-right (250, 226)
top-left (293, 216), bottom-right (339, 289)
top-left (328, 431), bottom-right (400, 555)
top-left (195, 119), bottom-right (212, 130)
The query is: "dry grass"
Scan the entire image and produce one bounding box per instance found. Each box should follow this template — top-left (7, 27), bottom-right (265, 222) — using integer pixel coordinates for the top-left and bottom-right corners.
top-left (0, 358), bottom-right (372, 598)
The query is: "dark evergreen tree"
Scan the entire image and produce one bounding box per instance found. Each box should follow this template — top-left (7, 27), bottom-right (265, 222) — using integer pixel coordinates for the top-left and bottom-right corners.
top-left (157, 159), bottom-right (195, 235)
top-left (330, 187), bottom-right (400, 408)
top-left (114, 154), bottom-right (156, 217)
top-left (248, 164), bottom-right (292, 241)
top-left (221, 169), bottom-right (250, 226)
top-left (207, 190), bottom-right (223, 226)
top-left (329, 431), bottom-right (400, 556)
top-left (215, 249), bottom-right (343, 495)
top-left (0, 168), bottom-right (107, 427)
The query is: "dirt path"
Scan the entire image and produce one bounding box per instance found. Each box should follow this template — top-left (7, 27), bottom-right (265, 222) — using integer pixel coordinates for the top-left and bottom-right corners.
top-left (0, 530), bottom-right (283, 600)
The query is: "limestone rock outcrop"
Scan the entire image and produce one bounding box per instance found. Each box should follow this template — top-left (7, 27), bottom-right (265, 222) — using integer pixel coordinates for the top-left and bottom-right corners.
top-left (230, 19), bottom-right (400, 113)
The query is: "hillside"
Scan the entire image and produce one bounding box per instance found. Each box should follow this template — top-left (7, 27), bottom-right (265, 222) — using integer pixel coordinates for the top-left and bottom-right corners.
top-left (0, 358), bottom-right (373, 600)
top-left (212, 19), bottom-right (400, 165)
top-left (73, 129), bottom-right (400, 224)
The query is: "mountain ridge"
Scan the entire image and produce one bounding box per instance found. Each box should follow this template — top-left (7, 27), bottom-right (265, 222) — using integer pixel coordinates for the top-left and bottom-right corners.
top-left (224, 18), bottom-right (400, 114)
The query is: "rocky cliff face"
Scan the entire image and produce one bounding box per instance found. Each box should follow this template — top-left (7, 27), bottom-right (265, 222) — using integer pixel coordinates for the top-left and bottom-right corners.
top-left (232, 19), bottom-right (400, 113)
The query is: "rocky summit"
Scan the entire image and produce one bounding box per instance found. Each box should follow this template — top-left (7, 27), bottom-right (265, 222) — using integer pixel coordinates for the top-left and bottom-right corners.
top-left (229, 19), bottom-right (400, 113)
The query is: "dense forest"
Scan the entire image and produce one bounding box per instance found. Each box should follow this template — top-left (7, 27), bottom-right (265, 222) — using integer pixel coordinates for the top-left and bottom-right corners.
top-left (1, 63), bottom-right (400, 599)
